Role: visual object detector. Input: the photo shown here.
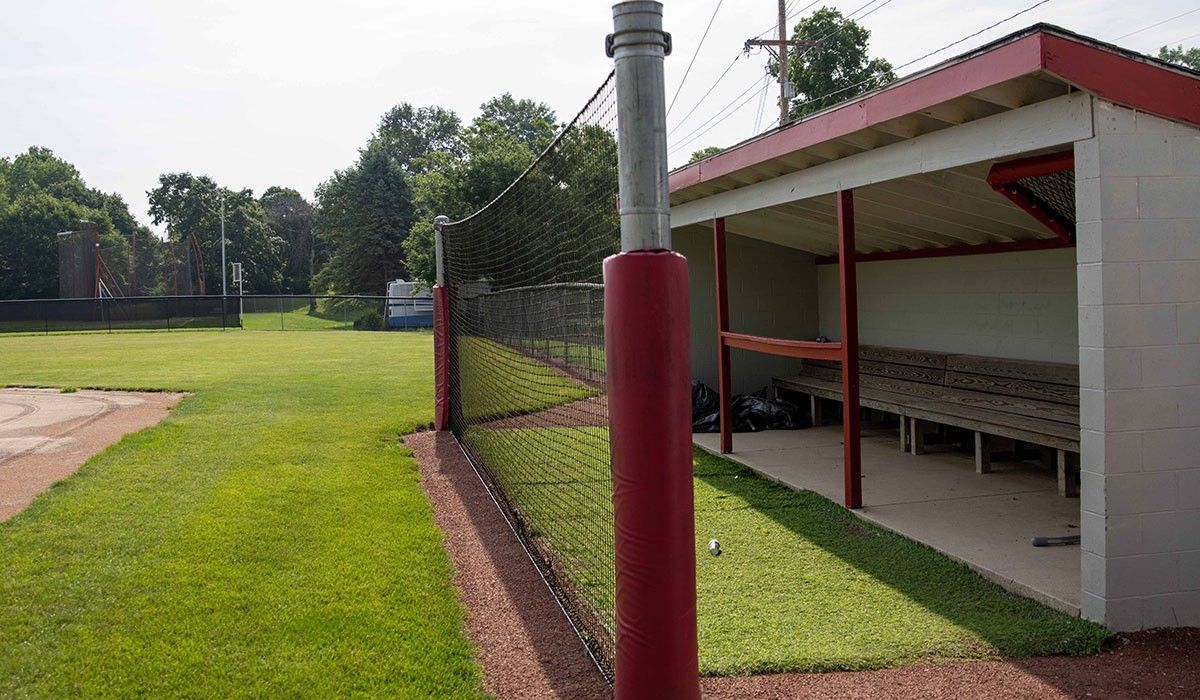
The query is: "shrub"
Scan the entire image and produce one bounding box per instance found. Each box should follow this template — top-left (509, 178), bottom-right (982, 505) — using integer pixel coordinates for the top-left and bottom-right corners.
top-left (353, 310), bottom-right (384, 331)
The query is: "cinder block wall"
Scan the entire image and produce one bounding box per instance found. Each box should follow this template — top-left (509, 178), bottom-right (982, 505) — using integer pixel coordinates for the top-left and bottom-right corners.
top-left (1076, 99), bottom-right (1200, 630)
top-left (674, 226), bottom-right (819, 394)
top-left (815, 249), bottom-right (1079, 364)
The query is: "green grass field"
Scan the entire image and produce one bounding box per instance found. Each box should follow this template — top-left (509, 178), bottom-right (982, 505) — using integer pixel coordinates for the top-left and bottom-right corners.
top-left (0, 331), bottom-right (484, 698)
top-left (0, 330), bottom-right (1108, 696)
top-left (466, 425), bottom-right (1108, 676)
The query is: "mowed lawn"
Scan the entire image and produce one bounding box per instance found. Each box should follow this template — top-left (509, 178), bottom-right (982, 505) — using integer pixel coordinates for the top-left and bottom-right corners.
top-left (467, 425), bottom-right (1109, 676)
top-left (0, 331), bottom-right (484, 698)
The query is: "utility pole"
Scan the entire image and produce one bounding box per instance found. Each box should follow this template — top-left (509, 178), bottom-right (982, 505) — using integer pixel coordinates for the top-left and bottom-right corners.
top-left (220, 192), bottom-right (227, 297)
top-left (745, 0), bottom-right (814, 127)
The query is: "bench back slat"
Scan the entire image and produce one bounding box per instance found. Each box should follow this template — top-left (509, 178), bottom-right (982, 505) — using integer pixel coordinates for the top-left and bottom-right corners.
top-left (946, 353), bottom-right (1078, 386)
top-left (944, 370), bottom-right (1079, 407)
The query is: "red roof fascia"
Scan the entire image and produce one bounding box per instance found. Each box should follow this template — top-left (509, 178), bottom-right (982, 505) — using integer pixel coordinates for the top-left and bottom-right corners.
top-left (1041, 33), bottom-right (1200, 128)
top-left (669, 33), bottom-right (1044, 193)
top-left (671, 30), bottom-right (1200, 195)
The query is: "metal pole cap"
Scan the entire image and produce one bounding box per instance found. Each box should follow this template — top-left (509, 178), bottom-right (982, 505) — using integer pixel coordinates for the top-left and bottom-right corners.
top-left (606, 1), bottom-right (671, 58)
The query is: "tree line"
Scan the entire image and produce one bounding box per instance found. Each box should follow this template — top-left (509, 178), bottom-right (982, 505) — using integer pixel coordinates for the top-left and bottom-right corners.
top-left (0, 93), bottom-right (558, 300)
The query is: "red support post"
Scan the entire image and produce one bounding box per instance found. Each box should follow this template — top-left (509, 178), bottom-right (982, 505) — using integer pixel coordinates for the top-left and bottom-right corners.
top-left (605, 250), bottom-right (699, 700)
top-left (713, 218), bottom-right (733, 453)
top-left (838, 190), bottom-right (863, 509)
top-left (432, 284), bottom-right (451, 431)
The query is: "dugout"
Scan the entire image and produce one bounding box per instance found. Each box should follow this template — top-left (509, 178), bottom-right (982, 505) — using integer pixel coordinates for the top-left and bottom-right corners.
top-left (669, 25), bottom-right (1200, 631)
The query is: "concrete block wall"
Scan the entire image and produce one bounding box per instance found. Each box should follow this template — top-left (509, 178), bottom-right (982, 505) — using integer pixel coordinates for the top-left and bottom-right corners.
top-left (815, 248), bottom-right (1079, 363)
top-left (1076, 99), bottom-right (1200, 630)
top-left (674, 226), bottom-right (819, 393)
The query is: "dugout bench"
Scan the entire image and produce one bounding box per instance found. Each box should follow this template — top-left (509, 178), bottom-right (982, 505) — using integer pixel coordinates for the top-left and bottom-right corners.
top-left (773, 345), bottom-right (1081, 497)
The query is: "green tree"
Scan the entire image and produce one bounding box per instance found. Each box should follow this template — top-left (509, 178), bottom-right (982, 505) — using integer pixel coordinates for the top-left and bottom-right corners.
top-left (369, 104), bottom-right (462, 172)
top-left (1159, 45), bottom-right (1200, 71)
top-left (260, 187), bottom-right (318, 293)
top-left (777, 7), bottom-right (895, 119)
top-left (477, 94), bottom-right (559, 153)
top-left (689, 146), bottom-right (723, 163)
top-left (0, 147), bottom-right (151, 299)
top-left (313, 145), bottom-right (415, 295)
top-left (147, 174), bottom-right (283, 294)
top-left (400, 98), bottom-right (559, 285)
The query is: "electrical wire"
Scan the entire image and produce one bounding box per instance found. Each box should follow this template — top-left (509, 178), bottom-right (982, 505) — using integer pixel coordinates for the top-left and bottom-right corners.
top-left (667, 53), bottom-right (742, 137)
top-left (667, 0), bottom-right (724, 116)
top-left (670, 0), bottom-right (1056, 161)
top-left (786, 0), bottom-right (1056, 117)
top-left (1113, 7), bottom-right (1200, 42)
top-left (1160, 30), bottom-right (1200, 47)
top-left (753, 69), bottom-right (771, 133)
top-left (668, 73), bottom-right (770, 156)
top-left (676, 0), bottom-right (896, 140)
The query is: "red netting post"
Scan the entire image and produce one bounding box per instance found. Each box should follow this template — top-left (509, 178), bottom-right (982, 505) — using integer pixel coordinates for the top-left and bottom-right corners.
top-left (606, 3), bottom-right (699, 698)
top-left (433, 215), bottom-right (451, 431)
top-left (837, 190), bottom-right (862, 509)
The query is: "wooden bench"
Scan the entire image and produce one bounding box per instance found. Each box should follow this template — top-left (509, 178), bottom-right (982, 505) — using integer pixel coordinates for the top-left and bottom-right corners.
top-left (773, 345), bottom-right (1081, 496)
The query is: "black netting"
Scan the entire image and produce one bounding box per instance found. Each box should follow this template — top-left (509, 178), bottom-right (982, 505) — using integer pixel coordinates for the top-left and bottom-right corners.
top-left (57, 226), bottom-right (205, 298)
top-left (1013, 169), bottom-right (1076, 227)
top-left (0, 295), bottom-right (429, 333)
top-left (441, 72), bottom-right (619, 672)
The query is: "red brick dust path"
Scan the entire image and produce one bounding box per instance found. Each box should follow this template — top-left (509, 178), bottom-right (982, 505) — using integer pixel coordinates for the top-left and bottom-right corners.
top-left (410, 429), bottom-right (1200, 699)
top-left (410, 430), bottom-right (611, 700)
top-left (0, 388), bottom-right (183, 521)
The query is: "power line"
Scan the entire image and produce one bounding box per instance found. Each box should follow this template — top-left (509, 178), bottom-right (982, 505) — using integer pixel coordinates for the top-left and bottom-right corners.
top-left (669, 74), bottom-right (769, 156)
top-left (753, 69), bottom-right (771, 133)
top-left (1113, 7), bottom-right (1200, 42)
top-left (670, 0), bottom-right (1057, 162)
top-left (789, 0), bottom-right (1056, 117)
top-left (686, 0), bottom-right (897, 142)
top-left (667, 0), bottom-right (724, 116)
top-left (667, 53), bottom-right (742, 136)
top-left (1160, 30), bottom-right (1200, 47)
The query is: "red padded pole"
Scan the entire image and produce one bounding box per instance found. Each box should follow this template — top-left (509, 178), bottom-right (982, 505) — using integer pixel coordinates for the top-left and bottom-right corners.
top-left (432, 284), bottom-right (451, 431)
top-left (605, 249), bottom-right (699, 700)
top-left (837, 190), bottom-right (862, 509)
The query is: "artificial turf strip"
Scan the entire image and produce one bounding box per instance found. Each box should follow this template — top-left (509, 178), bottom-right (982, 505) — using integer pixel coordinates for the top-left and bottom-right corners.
top-left (0, 331), bottom-right (485, 698)
top-left (463, 425), bottom-right (1108, 676)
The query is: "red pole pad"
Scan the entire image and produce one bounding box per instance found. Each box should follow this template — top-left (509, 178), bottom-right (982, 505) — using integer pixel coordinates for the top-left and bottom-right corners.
top-left (604, 250), bottom-right (700, 700)
top-left (432, 284), bottom-right (451, 431)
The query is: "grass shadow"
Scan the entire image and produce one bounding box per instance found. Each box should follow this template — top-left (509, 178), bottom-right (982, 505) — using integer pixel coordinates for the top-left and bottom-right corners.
top-left (692, 448), bottom-right (1108, 675)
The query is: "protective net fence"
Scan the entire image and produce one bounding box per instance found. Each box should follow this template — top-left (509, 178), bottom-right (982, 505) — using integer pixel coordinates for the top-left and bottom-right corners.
top-left (440, 72), bottom-right (620, 672)
top-left (57, 228), bottom-right (204, 298)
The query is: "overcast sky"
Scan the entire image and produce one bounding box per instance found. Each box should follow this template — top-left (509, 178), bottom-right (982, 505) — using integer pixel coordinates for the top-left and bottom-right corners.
top-left (2, 0), bottom-right (1196, 233)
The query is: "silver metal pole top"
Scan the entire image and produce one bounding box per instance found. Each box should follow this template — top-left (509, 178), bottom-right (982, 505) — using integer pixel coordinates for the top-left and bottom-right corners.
top-left (433, 215), bottom-right (449, 287)
top-left (609, 1), bottom-right (673, 253)
top-left (607, 2), bottom-right (671, 58)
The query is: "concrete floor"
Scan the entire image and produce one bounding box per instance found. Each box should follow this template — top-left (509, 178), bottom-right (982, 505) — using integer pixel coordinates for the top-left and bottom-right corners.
top-left (694, 425), bottom-right (1082, 615)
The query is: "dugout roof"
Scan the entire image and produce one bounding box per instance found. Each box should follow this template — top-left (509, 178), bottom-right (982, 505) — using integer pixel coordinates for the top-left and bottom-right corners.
top-left (668, 24), bottom-right (1200, 259)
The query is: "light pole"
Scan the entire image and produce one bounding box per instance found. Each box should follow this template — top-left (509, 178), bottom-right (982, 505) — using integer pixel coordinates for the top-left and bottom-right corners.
top-left (220, 193), bottom-right (227, 297)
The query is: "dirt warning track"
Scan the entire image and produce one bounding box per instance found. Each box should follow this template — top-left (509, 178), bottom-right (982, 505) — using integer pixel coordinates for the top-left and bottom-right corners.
top-left (0, 388), bottom-right (182, 521)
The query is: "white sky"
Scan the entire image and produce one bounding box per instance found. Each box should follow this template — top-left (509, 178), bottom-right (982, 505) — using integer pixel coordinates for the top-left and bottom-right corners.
top-left (2, 0), bottom-right (1197, 233)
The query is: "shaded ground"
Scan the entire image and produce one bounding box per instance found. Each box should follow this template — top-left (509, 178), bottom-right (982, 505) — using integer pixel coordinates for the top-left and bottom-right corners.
top-left (413, 428), bottom-right (1200, 699)
top-left (0, 388), bottom-right (182, 521)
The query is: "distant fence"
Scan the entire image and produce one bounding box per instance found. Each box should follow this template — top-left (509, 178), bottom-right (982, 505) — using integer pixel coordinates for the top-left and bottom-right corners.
top-left (0, 295), bottom-right (433, 334)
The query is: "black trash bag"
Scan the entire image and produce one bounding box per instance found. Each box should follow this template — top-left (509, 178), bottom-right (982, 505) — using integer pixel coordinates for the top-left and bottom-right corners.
top-left (692, 380), bottom-right (718, 421)
top-left (691, 384), bottom-right (808, 433)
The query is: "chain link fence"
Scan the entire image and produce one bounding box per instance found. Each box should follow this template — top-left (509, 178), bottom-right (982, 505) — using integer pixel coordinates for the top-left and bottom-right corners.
top-left (0, 295), bottom-right (432, 334)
